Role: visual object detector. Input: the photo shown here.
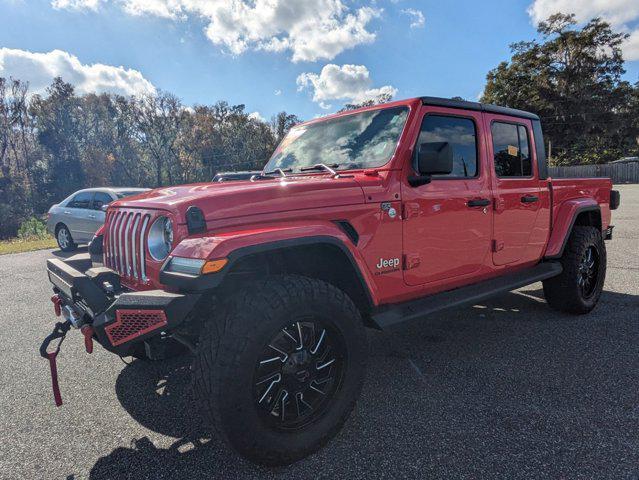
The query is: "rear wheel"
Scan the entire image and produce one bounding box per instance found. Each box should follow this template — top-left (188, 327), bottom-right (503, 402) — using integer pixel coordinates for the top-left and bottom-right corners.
top-left (56, 224), bottom-right (77, 252)
top-left (543, 226), bottom-right (606, 314)
top-left (193, 275), bottom-right (367, 466)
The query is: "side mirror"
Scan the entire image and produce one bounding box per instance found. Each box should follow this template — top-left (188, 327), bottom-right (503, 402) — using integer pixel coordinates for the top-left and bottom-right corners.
top-left (417, 142), bottom-right (454, 175)
top-left (409, 142), bottom-right (454, 187)
top-left (101, 204), bottom-right (109, 212)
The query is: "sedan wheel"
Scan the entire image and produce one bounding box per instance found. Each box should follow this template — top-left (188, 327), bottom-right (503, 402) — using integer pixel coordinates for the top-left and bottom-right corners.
top-left (56, 226), bottom-right (77, 252)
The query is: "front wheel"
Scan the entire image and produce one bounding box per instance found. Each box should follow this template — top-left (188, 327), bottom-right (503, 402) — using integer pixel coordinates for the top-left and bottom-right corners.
top-left (193, 275), bottom-right (368, 466)
top-left (543, 226), bottom-right (606, 314)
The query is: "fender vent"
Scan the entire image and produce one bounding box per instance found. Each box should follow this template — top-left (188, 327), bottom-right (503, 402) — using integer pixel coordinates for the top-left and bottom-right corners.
top-left (334, 221), bottom-right (359, 245)
top-left (105, 309), bottom-right (167, 346)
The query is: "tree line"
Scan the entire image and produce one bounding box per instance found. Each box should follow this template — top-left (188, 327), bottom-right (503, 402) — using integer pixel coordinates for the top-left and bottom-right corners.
top-left (482, 14), bottom-right (639, 165)
top-left (0, 77), bottom-right (300, 238)
top-left (1, 14), bottom-right (638, 239)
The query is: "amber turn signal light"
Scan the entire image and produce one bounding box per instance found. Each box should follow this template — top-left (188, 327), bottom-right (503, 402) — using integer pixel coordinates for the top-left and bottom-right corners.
top-left (201, 258), bottom-right (228, 274)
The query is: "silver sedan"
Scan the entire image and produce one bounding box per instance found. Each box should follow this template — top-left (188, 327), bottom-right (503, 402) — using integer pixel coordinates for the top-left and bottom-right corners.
top-left (47, 187), bottom-right (149, 251)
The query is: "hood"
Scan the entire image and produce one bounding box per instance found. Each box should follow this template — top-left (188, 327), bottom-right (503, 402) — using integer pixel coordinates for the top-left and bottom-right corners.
top-left (110, 174), bottom-right (366, 223)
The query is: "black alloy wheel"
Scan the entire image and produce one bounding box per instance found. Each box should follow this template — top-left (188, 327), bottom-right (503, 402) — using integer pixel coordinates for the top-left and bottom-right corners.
top-left (253, 320), bottom-right (345, 430)
top-left (543, 226), bottom-right (606, 314)
top-left (577, 245), bottom-right (599, 299)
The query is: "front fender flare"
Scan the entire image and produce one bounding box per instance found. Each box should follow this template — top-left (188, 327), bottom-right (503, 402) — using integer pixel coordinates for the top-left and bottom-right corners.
top-left (160, 222), bottom-right (377, 306)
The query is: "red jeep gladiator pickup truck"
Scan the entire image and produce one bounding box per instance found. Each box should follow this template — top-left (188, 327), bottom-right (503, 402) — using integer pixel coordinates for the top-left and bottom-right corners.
top-left (44, 96), bottom-right (620, 465)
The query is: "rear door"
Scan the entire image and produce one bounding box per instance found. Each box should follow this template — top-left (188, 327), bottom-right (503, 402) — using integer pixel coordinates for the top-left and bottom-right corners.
top-left (484, 116), bottom-right (541, 265)
top-left (402, 107), bottom-right (493, 286)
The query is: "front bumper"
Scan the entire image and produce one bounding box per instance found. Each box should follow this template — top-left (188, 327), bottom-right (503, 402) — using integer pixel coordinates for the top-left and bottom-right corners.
top-left (46, 254), bottom-right (200, 356)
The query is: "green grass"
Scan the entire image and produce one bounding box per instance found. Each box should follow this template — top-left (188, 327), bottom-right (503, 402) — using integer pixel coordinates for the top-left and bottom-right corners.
top-left (0, 236), bottom-right (57, 255)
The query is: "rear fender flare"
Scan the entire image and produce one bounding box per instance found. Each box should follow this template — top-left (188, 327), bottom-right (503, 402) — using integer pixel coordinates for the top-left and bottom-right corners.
top-left (545, 199), bottom-right (601, 259)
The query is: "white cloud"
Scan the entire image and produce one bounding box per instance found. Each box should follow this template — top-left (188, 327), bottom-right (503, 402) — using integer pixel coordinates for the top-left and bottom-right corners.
top-left (0, 48), bottom-right (156, 96)
top-left (528, 0), bottom-right (639, 26)
top-left (121, 0), bottom-right (183, 19)
top-left (401, 8), bottom-right (425, 29)
top-left (297, 64), bottom-right (397, 107)
top-left (248, 111), bottom-right (265, 122)
top-left (624, 29), bottom-right (639, 61)
top-left (52, 0), bottom-right (381, 63)
top-left (527, 0), bottom-right (639, 60)
top-left (52, 0), bottom-right (102, 10)
top-left (274, 89), bottom-right (282, 96)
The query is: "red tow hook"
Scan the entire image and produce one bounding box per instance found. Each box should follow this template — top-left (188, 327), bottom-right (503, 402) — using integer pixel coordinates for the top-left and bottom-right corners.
top-left (51, 295), bottom-right (62, 317)
top-left (39, 320), bottom-right (72, 407)
top-left (81, 325), bottom-right (94, 354)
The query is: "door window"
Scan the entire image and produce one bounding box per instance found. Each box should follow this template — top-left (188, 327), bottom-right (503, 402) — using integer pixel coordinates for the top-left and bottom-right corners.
top-left (92, 192), bottom-right (113, 210)
top-left (68, 191), bottom-right (94, 209)
top-left (491, 122), bottom-right (532, 177)
top-left (416, 115), bottom-right (478, 178)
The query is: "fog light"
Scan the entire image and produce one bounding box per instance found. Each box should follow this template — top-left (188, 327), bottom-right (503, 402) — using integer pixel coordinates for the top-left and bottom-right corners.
top-left (166, 257), bottom-right (205, 275)
top-left (165, 256), bottom-right (228, 275)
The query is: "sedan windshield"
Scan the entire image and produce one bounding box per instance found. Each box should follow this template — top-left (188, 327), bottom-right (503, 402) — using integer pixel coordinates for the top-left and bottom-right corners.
top-left (264, 106), bottom-right (409, 173)
top-left (116, 190), bottom-right (145, 198)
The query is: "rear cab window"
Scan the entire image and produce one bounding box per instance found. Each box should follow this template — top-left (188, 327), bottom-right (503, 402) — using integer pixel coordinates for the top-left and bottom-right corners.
top-left (491, 122), bottom-right (532, 177)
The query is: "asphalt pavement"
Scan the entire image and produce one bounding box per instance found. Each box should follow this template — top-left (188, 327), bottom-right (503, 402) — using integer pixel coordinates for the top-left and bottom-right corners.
top-left (0, 185), bottom-right (637, 479)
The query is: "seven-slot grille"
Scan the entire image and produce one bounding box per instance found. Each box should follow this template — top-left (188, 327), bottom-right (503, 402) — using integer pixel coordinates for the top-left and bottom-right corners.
top-left (103, 209), bottom-right (154, 282)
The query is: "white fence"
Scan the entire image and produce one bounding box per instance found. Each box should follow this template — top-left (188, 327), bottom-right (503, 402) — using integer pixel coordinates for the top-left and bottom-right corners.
top-left (548, 163), bottom-right (639, 184)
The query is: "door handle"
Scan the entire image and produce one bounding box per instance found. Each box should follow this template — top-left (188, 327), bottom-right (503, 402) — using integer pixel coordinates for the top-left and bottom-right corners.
top-left (88, 214), bottom-right (96, 219)
top-left (521, 195), bottom-right (539, 203)
top-left (467, 198), bottom-right (491, 208)
top-left (64, 211), bottom-right (71, 215)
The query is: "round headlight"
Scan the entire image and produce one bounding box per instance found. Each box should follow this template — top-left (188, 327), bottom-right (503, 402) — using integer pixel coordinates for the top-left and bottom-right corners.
top-left (148, 216), bottom-right (173, 261)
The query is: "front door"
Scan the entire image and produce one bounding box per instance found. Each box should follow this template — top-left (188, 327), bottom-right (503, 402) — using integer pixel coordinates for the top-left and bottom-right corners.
top-left (485, 117), bottom-right (541, 265)
top-left (402, 107), bottom-right (493, 286)
top-left (65, 191), bottom-right (95, 242)
top-left (88, 191), bottom-right (111, 235)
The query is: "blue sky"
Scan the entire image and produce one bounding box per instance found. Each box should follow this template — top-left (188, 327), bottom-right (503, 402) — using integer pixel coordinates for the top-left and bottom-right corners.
top-left (1, 0), bottom-right (638, 121)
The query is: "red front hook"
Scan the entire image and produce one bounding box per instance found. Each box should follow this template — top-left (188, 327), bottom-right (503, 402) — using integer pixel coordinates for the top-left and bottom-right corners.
top-left (81, 326), bottom-right (94, 354)
top-left (51, 295), bottom-right (62, 317)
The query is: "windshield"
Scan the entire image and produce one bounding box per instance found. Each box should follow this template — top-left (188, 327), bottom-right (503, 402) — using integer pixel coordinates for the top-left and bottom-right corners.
top-left (264, 106), bottom-right (409, 173)
top-left (116, 190), bottom-right (145, 198)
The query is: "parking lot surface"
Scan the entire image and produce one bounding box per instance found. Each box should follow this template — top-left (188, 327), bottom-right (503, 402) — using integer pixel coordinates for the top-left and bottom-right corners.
top-left (0, 185), bottom-right (637, 479)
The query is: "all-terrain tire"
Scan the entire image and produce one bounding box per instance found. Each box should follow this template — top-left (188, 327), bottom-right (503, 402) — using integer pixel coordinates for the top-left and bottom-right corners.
top-left (192, 275), bottom-right (367, 466)
top-left (543, 226), bottom-right (606, 314)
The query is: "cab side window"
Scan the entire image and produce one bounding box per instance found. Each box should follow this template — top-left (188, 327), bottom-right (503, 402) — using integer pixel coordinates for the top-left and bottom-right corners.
top-left (417, 115), bottom-right (478, 178)
top-left (492, 122), bottom-right (532, 177)
top-left (93, 192), bottom-right (113, 210)
top-left (68, 191), bottom-right (94, 209)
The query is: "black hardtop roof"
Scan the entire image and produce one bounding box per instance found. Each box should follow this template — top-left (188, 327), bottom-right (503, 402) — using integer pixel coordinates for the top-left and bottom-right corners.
top-left (420, 96), bottom-right (540, 121)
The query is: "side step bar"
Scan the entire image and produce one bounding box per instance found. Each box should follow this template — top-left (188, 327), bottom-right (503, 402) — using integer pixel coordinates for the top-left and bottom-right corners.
top-left (371, 262), bottom-right (562, 330)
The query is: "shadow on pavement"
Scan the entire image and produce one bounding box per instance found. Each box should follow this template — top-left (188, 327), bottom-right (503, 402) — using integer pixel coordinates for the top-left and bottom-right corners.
top-left (88, 287), bottom-right (639, 479)
top-left (92, 356), bottom-right (270, 479)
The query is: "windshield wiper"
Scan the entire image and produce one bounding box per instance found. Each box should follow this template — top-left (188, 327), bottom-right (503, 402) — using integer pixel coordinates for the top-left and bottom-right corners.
top-left (252, 168), bottom-right (292, 180)
top-left (264, 168), bottom-right (292, 177)
top-left (299, 163), bottom-right (340, 175)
